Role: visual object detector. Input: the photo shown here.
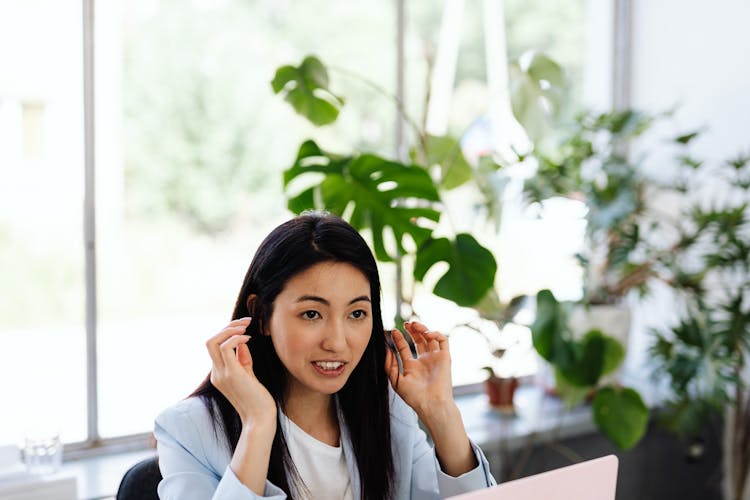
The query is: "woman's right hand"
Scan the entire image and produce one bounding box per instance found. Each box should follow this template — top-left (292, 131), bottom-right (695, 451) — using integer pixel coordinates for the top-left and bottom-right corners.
top-left (206, 317), bottom-right (276, 429)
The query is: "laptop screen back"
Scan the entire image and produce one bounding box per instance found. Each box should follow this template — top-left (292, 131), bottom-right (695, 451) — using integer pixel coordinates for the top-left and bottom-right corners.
top-left (448, 454), bottom-right (619, 500)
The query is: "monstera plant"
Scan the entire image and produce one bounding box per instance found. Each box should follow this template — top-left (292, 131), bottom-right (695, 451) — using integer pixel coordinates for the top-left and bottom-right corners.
top-left (272, 54), bottom-right (565, 322)
top-left (271, 54), bottom-right (659, 453)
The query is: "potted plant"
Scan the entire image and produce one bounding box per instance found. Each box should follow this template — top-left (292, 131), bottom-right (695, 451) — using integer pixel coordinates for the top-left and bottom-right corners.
top-left (271, 54), bottom-right (560, 326)
top-left (531, 288), bottom-right (649, 450)
top-left (645, 141), bottom-right (750, 500)
top-left (519, 109), bottom-right (694, 451)
top-left (482, 366), bottom-right (520, 415)
top-left (523, 109), bottom-right (658, 330)
top-left (271, 54), bottom-right (659, 451)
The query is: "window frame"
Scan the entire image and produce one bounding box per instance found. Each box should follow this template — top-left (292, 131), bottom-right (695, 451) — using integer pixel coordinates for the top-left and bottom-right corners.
top-left (66, 0), bottom-right (624, 457)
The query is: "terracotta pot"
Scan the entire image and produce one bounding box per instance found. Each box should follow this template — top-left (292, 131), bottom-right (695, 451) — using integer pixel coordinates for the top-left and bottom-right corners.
top-left (484, 376), bottom-right (519, 414)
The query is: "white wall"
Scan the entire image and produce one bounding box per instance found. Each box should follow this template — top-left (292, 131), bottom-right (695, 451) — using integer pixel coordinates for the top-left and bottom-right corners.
top-left (584, 0), bottom-right (750, 395)
top-left (630, 0), bottom-right (750, 161)
top-left (627, 4), bottom-right (750, 497)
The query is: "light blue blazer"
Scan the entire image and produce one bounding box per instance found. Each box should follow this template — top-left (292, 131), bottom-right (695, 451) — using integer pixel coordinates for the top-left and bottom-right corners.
top-left (154, 389), bottom-right (496, 499)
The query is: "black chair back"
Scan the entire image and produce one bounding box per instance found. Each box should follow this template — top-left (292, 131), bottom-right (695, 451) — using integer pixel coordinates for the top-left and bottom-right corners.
top-left (116, 456), bottom-right (161, 500)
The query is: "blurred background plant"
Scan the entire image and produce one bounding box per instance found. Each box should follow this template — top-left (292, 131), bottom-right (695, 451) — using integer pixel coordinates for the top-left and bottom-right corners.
top-left (525, 105), bottom-right (750, 492)
top-left (275, 53), bottom-right (566, 326)
top-left (271, 53), bottom-right (660, 452)
top-left (530, 288), bottom-right (649, 450)
top-left (647, 146), bottom-right (750, 500)
top-left (523, 109), bottom-right (662, 306)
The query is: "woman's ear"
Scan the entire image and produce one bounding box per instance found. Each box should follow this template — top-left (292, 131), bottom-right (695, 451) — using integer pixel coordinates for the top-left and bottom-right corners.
top-left (246, 294), bottom-right (270, 336)
top-left (246, 294), bottom-right (257, 316)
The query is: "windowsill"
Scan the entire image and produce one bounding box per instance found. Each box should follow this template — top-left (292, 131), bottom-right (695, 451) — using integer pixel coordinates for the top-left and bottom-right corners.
top-left (50, 378), bottom-right (653, 499)
top-left (457, 384), bottom-right (595, 454)
top-left (60, 449), bottom-right (156, 500)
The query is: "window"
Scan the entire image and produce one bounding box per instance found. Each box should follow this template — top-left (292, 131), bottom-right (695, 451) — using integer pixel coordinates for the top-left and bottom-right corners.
top-left (0, 0), bottom-right (87, 445)
top-left (97, 0), bottom-right (396, 439)
top-left (403, 0), bottom-right (587, 385)
top-left (21, 101), bottom-right (46, 161)
top-left (0, 0), bottom-right (589, 448)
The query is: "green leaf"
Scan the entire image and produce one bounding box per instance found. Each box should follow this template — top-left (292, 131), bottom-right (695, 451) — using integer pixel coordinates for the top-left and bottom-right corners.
top-left (674, 130), bottom-right (701, 145)
top-left (558, 330), bottom-right (607, 387)
top-left (600, 333), bottom-right (626, 376)
top-left (271, 56), bottom-right (343, 126)
top-left (531, 290), bottom-right (575, 366)
top-left (525, 51), bottom-right (565, 88)
top-left (554, 368), bottom-right (590, 407)
top-left (510, 51), bottom-right (566, 143)
top-left (283, 140), bottom-right (440, 261)
top-left (414, 234), bottom-right (497, 306)
top-left (424, 135), bottom-right (473, 189)
top-left (592, 386), bottom-right (649, 450)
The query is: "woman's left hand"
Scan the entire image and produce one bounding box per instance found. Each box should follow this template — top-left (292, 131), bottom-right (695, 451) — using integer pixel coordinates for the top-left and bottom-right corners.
top-left (385, 321), bottom-right (454, 414)
top-left (386, 320), bottom-right (479, 476)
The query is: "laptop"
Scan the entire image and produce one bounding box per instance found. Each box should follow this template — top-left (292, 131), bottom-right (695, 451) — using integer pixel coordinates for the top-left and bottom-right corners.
top-left (448, 454), bottom-right (619, 500)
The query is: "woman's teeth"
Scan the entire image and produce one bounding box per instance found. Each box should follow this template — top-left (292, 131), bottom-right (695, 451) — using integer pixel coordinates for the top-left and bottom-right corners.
top-left (314, 361), bottom-right (344, 370)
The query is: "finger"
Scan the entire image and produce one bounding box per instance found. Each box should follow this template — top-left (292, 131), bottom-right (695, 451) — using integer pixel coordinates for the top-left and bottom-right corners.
top-left (227, 316), bottom-right (253, 327)
top-left (407, 321), bottom-right (439, 352)
top-left (384, 347), bottom-right (399, 387)
top-left (404, 322), bottom-right (427, 356)
top-left (390, 329), bottom-right (414, 361)
top-left (423, 330), bottom-right (449, 352)
top-left (230, 317), bottom-right (253, 336)
top-left (206, 325), bottom-right (248, 369)
top-left (219, 334), bottom-right (251, 369)
top-left (236, 342), bottom-right (254, 371)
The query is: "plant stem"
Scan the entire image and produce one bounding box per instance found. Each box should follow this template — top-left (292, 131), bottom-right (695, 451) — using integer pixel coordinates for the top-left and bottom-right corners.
top-left (395, 254), bottom-right (404, 325)
top-left (732, 366), bottom-right (750, 499)
top-left (328, 65), bottom-right (426, 151)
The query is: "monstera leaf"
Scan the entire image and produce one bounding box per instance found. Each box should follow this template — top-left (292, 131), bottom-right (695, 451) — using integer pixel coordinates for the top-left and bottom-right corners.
top-left (557, 329), bottom-right (624, 387)
top-left (593, 386), bottom-right (649, 450)
top-left (271, 55), bottom-right (343, 126)
top-left (413, 234), bottom-right (497, 307)
top-left (284, 140), bottom-right (440, 261)
top-left (531, 290), bottom-right (575, 366)
top-left (421, 135), bottom-right (473, 190)
top-left (510, 51), bottom-right (565, 143)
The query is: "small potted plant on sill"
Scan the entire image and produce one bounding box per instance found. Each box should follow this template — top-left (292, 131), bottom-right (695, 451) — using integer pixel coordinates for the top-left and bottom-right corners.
top-left (482, 364), bottom-right (520, 415)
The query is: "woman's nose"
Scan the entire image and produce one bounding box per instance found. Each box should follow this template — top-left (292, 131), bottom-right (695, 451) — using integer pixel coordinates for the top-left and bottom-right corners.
top-left (321, 320), bottom-right (347, 351)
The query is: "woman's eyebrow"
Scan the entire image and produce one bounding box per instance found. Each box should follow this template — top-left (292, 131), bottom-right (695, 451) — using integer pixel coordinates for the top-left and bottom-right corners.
top-left (295, 294), bottom-right (371, 305)
top-left (296, 295), bottom-right (329, 305)
top-left (348, 295), bottom-right (371, 305)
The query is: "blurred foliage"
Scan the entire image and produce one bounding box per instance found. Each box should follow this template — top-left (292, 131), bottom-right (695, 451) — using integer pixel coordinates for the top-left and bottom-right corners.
top-left (647, 150), bottom-right (750, 499)
top-left (648, 152), bottom-right (750, 431)
top-left (531, 289), bottom-right (648, 450)
top-left (524, 109), bottom-right (656, 305)
top-left (122, 0), bottom-right (398, 235)
top-left (276, 51), bottom-right (565, 319)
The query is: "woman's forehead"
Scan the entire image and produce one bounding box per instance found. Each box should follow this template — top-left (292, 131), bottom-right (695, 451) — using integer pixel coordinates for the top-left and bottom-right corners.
top-left (279, 261), bottom-right (370, 301)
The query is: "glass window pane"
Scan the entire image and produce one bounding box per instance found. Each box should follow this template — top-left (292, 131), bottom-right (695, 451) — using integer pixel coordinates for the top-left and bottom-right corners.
top-left (0, 0), bottom-right (87, 445)
top-left (405, 0), bottom-right (586, 385)
top-left (97, 0), bottom-right (395, 438)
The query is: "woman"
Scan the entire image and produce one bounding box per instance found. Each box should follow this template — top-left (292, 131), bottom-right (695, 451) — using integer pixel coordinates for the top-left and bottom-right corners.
top-left (154, 212), bottom-right (496, 499)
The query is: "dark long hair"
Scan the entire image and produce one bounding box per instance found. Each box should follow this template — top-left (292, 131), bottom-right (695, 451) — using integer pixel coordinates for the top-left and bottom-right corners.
top-left (191, 212), bottom-right (394, 499)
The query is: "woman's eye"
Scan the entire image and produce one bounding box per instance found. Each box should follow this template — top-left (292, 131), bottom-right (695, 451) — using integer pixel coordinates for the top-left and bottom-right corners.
top-left (303, 310), bottom-right (320, 320)
top-left (350, 309), bottom-right (367, 319)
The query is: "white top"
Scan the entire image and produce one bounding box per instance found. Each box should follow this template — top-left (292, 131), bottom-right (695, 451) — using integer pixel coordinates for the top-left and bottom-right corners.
top-left (280, 412), bottom-right (353, 500)
top-left (154, 391), bottom-right (496, 499)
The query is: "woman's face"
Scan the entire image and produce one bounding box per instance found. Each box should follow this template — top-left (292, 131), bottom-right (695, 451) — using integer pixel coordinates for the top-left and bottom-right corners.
top-left (268, 261), bottom-right (373, 401)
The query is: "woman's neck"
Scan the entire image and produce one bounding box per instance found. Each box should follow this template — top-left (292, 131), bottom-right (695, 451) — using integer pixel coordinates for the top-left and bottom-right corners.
top-left (283, 391), bottom-right (340, 446)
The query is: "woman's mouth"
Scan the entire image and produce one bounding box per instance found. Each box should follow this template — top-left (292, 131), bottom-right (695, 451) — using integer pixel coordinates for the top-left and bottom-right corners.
top-left (312, 361), bottom-right (346, 376)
